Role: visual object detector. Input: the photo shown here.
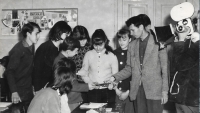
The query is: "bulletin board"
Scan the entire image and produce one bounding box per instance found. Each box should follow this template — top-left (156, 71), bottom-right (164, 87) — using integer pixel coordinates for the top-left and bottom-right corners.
top-left (1, 8), bottom-right (78, 36)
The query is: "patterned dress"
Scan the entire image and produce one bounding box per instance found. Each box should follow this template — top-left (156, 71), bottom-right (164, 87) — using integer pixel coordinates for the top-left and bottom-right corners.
top-left (71, 43), bottom-right (91, 82)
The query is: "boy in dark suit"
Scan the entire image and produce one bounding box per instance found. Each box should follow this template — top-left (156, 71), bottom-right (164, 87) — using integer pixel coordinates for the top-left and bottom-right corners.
top-left (5, 22), bottom-right (41, 113)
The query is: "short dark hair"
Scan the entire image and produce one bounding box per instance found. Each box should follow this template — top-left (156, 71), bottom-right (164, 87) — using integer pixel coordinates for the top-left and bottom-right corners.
top-left (137, 14), bottom-right (151, 27)
top-left (0, 56), bottom-right (9, 68)
top-left (126, 14), bottom-right (151, 28)
top-left (91, 29), bottom-right (113, 54)
top-left (72, 25), bottom-right (90, 43)
top-left (53, 58), bottom-right (76, 95)
top-left (48, 21), bottom-right (72, 41)
top-left (117, 29), bottom-right (130, 39)
top-left (21, 22), bottom-right (41, 38)
top-left (59, 37), bottom-right (80, 51)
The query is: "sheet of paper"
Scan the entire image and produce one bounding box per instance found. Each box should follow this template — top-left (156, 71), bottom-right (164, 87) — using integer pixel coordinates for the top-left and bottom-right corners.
top-left (80, 103), bottom-right (107, 109)
top-left (106, 108), bottom-right (112, 112)
top-left (0, 102), bottom-right (12, 107)
top-left (0, 107), bottom-right (8, 112)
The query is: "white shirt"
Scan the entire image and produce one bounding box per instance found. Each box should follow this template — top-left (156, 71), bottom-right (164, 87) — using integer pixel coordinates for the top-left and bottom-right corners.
top-left (57, 89), bottom-right (71, 113)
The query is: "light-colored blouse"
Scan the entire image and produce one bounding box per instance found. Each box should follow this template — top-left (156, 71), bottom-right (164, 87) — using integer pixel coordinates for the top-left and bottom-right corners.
top-left (27, 88), bottom-right (70, 113)
top-left (78, 49), bottom-right (118, 84)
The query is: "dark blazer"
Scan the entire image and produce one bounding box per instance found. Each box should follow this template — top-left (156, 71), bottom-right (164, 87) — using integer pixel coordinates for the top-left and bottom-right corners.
top-left (169, 40), bottom-right (199, 106)
top-left (5, 41), bottom-right (34, 101)
top-left (114, 34), bottom-right (169, 100)
top-left (33, 40), bottom-right (59, 91)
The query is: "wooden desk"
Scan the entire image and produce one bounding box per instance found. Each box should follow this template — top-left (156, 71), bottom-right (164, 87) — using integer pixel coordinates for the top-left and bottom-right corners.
top-left (72, 102), bottom-right (122, 113)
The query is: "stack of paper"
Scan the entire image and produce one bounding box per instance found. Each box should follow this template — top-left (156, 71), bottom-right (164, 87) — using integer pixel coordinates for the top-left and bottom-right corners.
top-left (0, 102), bottom-right (12, 108)
top-left (0, 102), bottom-right (12, 112)
top-left (80, 103), bottom-right (107, 109)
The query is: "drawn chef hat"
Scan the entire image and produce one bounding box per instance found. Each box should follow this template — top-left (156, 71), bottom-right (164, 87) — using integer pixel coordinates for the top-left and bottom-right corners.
top-left (170, 2), bottom-right (194, 21)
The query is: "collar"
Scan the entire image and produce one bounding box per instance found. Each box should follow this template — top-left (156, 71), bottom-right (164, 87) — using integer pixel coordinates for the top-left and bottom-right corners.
top-left (140, 33), bottom-right (150, 42)
top-left (56, 89), bottom-right (61, 96)
top-left (94, 49), bottom-right (106, 55)
top-left (119, 47), bottom-right (128, 51)
top-left (22, 40), bottom-right (31, 47)
top-left (59, 52), bottom-right (66, 58)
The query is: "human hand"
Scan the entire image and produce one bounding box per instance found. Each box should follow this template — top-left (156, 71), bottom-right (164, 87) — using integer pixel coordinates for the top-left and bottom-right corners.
top-left (12, 92), bottom-right (21, 104)
top-left (161, 92), bottom-right (168, 104)
top-left (108, 83), bottom-right (114, 90)
top-left (119, 90), bottom-right (129, 101)
top-left (115, 87), bottom-right (122, 96)
top-left (104, 76), bottom-right (116, 84)
top-left (33, 91), bottom-right (39, 96)
top-left (191, 32), bottom-right (200, 43)
top-left (88, 82), bottom-right (99, 90)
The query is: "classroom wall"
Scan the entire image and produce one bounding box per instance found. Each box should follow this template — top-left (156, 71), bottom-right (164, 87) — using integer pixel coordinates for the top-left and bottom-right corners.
top-left (0, 0), bottom-right (118, 58)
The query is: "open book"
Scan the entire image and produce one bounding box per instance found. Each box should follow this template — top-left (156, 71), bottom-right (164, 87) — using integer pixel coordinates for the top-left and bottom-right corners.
top-left (154, 24), bottom-right (175, 43)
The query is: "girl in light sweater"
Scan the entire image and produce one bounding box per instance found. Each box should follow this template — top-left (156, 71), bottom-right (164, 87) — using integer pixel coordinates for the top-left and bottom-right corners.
top-left (78, 29), bottom-right (118, 103)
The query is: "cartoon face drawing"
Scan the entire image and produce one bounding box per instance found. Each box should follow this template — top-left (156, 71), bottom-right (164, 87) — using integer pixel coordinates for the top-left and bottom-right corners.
top-left (176, 18), bottom-right (194, 35)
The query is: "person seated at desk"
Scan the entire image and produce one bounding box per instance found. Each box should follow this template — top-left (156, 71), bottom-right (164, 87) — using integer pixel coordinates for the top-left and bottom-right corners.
top-left (27, 58), bottom-right (75, 113)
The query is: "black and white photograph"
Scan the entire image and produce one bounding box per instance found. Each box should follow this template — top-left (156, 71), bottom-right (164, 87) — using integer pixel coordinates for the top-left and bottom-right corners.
top-left (0, 0), bottom-right (199, 113)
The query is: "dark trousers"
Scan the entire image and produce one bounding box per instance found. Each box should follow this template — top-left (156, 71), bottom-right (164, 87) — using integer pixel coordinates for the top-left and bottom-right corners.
top-left (115, 95), bottom-right (135, 113)
top-left (81, 92), bottom-right (88, 103)
top-left (88, 88), bottom-right (115, 103)
top-left (133, 84), bottom-right (163, 113)
top-left (11, 88), bottom-right (33, 113)
top-left (11, 101), bottom-right (31, 113)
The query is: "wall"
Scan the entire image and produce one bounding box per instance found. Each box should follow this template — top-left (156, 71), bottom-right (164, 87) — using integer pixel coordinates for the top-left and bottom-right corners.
top-left (0, 0), bottom-right (199, 58)
top-left (0, 0), bottom-right (117, 58)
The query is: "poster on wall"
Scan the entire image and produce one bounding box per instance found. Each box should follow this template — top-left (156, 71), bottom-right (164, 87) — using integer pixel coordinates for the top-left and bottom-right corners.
top-left (1, 8), bottom-right (78, 37)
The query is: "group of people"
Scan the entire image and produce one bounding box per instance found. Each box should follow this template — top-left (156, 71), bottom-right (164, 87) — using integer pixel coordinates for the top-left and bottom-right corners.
top-left (0, 9), bottom-right (199, 113)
